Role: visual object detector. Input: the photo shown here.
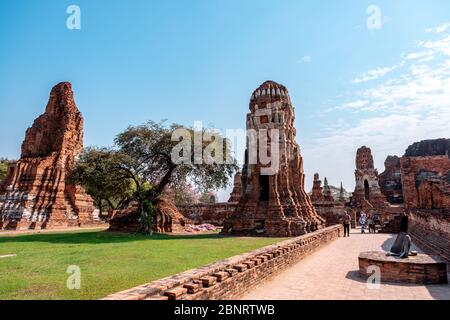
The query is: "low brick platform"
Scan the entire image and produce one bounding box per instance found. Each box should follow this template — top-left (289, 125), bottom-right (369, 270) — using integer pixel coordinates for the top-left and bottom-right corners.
top-left (359, 251), bottom-right (448, 285)
top-left (102, 225), bottom-right (342, 300)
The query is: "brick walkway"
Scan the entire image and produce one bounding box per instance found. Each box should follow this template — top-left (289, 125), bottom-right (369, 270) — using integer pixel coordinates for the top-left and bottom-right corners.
top-left (242, 229), bottom-right (450, 300)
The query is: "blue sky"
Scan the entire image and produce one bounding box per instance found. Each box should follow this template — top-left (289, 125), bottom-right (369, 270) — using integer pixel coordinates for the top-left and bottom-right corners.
top-left (1, 0), bottom-right (450, 198)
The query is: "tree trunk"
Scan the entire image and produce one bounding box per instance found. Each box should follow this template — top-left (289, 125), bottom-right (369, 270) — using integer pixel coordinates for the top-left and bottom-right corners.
top-left (138, 200), bottom-right (147, 235)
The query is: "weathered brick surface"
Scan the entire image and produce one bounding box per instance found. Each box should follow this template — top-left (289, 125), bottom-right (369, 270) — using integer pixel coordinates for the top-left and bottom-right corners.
top-left (351, 146), bottom-right (388, 210)
top-left (102, 225), bottom-right (342, 300)
top-left (379, 156), bottom-right (403, 204)
top-left (0, 82), bottom-right (99, 230)
top-left (164, 287), bottom-right (188, 300)
top-left (223, 81), bottom-right (325, 237)
top-left (401, 155), bottom-right (450, 211)
top-left (409, 210), bottom-right (450, 262)
top-left (359, 251), bottom-right (448, 285)
top-left (178, 202), bottom-right (237, 226)
top-left (311, 173), bottom-right (324, 202)
top-left (399, 140), bottom-right (450, 262)
top-left (109, 198), bottom-right (191, 233)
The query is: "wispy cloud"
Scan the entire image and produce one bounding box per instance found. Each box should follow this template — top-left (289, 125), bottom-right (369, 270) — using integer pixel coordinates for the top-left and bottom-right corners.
top-left (351, 65), bottom-right (398, 83)
top-left (298, 55), bottom-right (312, 63)
top-left (304, 22), bottom-right (450, 190)
top-left (426, 22), bottom-right (450, 34)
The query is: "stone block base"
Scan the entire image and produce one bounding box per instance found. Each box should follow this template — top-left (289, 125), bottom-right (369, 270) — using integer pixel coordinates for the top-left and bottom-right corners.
top-left (359, 251), bottom-right (448, 285)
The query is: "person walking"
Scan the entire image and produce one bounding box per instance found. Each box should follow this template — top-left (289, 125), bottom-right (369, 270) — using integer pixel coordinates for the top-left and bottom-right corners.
top-left (343, 211), bottom-right (352, 237)
top-left (367, 213), bottom-right (374, 233)
top-left (359, 211), bottom-right (367, 234)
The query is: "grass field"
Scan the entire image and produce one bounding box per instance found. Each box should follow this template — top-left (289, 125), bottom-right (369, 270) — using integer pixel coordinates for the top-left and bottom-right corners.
top-left (0, 230), bottom-right (283, 300)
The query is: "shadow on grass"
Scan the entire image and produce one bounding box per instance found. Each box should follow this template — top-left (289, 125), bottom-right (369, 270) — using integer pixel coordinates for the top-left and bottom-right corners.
top-left (0, 230), bottom-right (228, 244)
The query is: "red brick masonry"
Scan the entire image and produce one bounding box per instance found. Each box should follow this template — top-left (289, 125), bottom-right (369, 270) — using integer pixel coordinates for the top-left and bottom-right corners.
top-left (359, 251), bottom-right (448, 285)
top-left (102, 225), bottom-right (342, 300)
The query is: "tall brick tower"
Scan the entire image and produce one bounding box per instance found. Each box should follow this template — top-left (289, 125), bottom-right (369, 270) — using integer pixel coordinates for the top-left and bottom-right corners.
top-left (352, 146), bottom-right (387, 209)
top-left (223, 81), bottom-right (325, 237)
top-left (0, 82), bottom-right (98, 230)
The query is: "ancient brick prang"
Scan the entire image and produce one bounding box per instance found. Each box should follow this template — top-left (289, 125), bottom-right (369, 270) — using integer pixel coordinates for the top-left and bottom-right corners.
top-left (323, 177), bottom-right (335, 202)
top-left (310, 174), bottom-right (347, 226)
top-left (379, 155), bottom-right (403, 204)
top-left (351, 146), bottom-right (388, 209)
top-left (0, 82), bottom-right (99, 230)
top-left (227, 172), bottom-right (242, 203)
top-left (310, 173), bottom-right (324, 202)
top-left (223, 81), bottom-right (325, 237)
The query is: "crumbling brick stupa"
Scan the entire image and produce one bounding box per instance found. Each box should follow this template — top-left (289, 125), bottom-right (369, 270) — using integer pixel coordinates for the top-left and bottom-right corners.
top-left (0, 82), bottom-right (99, 230)
top-left (223, 81), bottom-right (325, 237)
top-left (310, 173), bottom-right (348, 227)
top-left (310, 173), bottom-right (324, 203)
top-left (351, 146), bottom-right (388, 210)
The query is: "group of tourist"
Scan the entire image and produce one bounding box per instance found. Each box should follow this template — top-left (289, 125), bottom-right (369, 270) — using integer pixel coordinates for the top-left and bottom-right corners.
top-left (358, 211), bottom-right (380, 234)
top-left (342, 210), bottom-right (381, 237)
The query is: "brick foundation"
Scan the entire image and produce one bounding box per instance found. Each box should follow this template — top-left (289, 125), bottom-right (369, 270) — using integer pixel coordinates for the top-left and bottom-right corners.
top-left (359, 251), bottom-right (448, 285)
top-left (102, 225), bottom-right (342, 300)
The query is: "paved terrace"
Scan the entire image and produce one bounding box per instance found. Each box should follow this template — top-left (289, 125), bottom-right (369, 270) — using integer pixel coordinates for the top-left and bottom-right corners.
top-left (242, 229), bottom-right (450, 300)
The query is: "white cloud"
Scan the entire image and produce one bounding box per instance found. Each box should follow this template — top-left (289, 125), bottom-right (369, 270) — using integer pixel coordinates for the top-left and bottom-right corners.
top-left (352, 65), bottom-right (398, 83)
top-left (299, 55), bottom-right (312, 63)
top-left (327, 100), bottom-right (370, 112)
top-left (426, 22), bottom-right (450, 34)
top-left (305, 25), bottom-right (450, 191)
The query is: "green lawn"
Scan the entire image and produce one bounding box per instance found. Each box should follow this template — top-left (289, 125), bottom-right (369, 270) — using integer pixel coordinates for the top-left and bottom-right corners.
top-left (0, 230), bottom-right (284, 300)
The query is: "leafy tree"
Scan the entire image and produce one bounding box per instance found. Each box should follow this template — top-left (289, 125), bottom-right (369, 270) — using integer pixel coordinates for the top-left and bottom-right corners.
top-left (199, 191), bottom-right (218, 204)
top-left (68, 148), bottom-right (134, 218)
top-left (70, 121), bottom-right (238, 234)
top-left (0, 158), bottom-right (11, 183)
top-left (163, 183), bottom-right (199, 206)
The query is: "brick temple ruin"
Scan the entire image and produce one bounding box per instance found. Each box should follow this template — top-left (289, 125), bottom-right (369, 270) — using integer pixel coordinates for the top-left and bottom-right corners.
top-left (346, 140), bottom-right (450, 262)
top-left (310, 173), bottom-right (348, 226)
top-left (179, 172), bottom-right (242, 225)
top-left (379, 156), bottom-right (403, 204)
top-left (0, 82), bottom-right (99, 230)
top-left (351, 146), bottom-right (388, 210)
top-left (400, 139), bottom-right (450, 261)
top-left (223, 81), bottom-right (325, 237)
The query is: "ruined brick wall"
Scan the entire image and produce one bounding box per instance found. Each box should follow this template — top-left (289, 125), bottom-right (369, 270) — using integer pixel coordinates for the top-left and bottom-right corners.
top-left (399, 139), bottom-right (450, 261)
top-left (178, 202), bottom-right (237, 226)
top-left (102, 225), bottom-right (342, 300)
top-left (379, 156), bottom-right (403, 204)
top-left (401, 155), bottom-right (450, 211)
top-left (409, 210), bottom-right (450, 262)
top-left (0, 82), bottom-right (98, 230)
